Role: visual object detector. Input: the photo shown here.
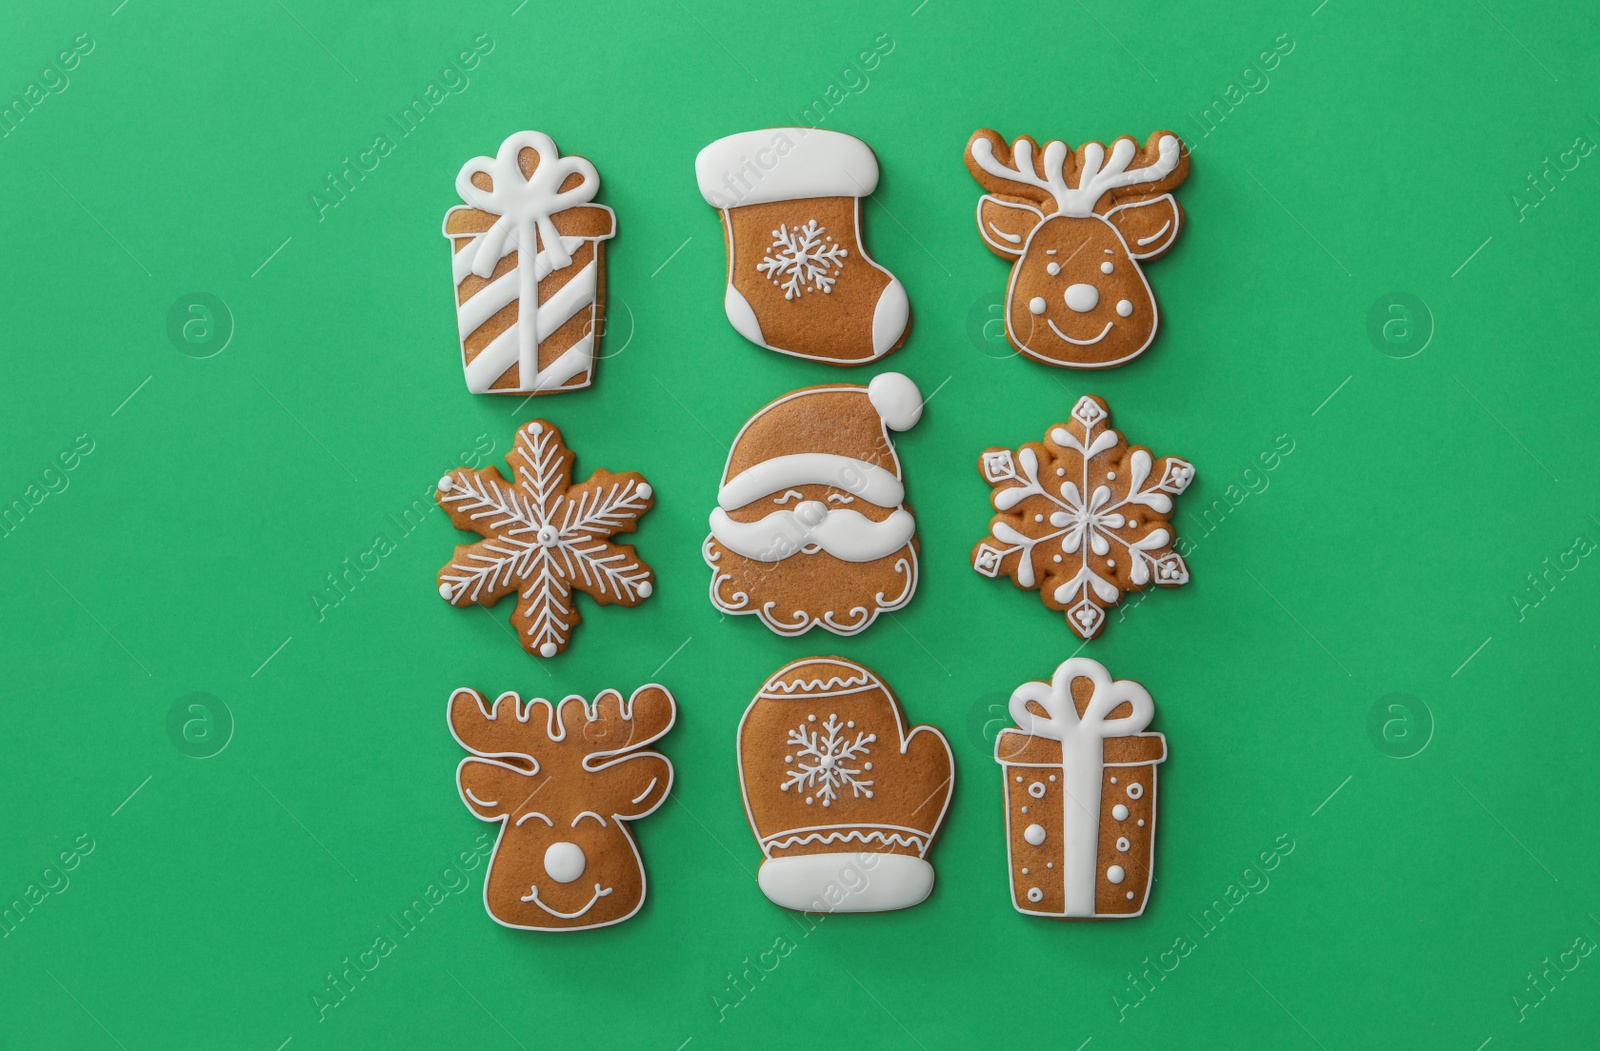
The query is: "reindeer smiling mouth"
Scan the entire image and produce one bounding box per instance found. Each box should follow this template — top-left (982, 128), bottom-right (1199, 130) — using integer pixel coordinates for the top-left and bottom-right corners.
top-left (1046, 319), bottom-right (1113, 346)
top-left (520, 883), bottom-right (614, 919)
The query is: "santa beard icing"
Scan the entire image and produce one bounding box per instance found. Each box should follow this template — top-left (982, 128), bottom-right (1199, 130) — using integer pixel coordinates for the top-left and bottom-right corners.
top-left (704, 374), bottom-right (923, 637)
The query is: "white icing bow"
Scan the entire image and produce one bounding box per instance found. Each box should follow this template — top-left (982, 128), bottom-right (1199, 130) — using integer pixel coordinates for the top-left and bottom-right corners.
top-left (1009, 657), bottom-right (1153, 744)
top-left (456, 130), bottom-right (599, 278)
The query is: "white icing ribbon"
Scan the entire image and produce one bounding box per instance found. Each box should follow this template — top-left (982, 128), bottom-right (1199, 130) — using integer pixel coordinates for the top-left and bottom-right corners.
top-left (456, 131), bottom-right (600, 386)
top-left (1008, 658), bottom-right (1152, 917)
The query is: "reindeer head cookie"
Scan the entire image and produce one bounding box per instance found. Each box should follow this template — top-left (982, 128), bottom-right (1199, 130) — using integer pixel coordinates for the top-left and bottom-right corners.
top-left (966, 129), bottom-right (1189, 369)
top-left (448, 684), bottom-right (675, 932)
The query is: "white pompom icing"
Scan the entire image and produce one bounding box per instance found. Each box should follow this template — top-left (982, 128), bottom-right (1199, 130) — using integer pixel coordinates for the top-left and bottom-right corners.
top-left (867, 372), bottom-right (923, 432)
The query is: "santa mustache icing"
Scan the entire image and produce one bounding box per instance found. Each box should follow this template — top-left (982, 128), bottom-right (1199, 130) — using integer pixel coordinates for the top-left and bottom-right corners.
top-left (710, 501), bottom-right (916, 562)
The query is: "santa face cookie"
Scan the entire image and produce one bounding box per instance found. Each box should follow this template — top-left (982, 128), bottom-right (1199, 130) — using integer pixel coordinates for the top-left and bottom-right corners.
top-left (739, 657), bottom-right (953, 913)
top-left (704, 372), bottom-right (922, 636)
top-left (445, 130), bottom-right (616, 394)
top-left (966, 129), bottom-right (1188, 369)
top-left (972, 395), bottom-right (1192, 640)
top-left (436, 419), bottom-right (654, 658)
top-left (450, 684), bottom-right (674, 931)
top-left (996, 658), bottom-right (1165, 919)
top-left (696, 128), bottom-right (909, 364)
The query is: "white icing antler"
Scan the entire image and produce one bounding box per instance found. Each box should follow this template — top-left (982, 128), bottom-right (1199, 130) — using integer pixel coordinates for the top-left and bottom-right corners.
top-left (971, 134), bottom-right (1181, 218)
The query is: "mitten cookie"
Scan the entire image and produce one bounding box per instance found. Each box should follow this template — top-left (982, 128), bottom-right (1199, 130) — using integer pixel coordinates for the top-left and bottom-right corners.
top-left (972, 395), bottom-right (1192, 640)
top-left (739, 657), bottom-right (953, 913)
top-left (704, 372), bottom-right (921, 636)
top-left (995, 658), bottom-right (1166, 920)
top-left (436, 419), bottom-right (654, 657)
top-left (449, 684), bottom-right (675, 931)
top-left (697, 128), bottom-right (909, 364)
top-left (445, 130), bottom-right (616, 394)
top-left (965, 128), bottom-right (1188, 369)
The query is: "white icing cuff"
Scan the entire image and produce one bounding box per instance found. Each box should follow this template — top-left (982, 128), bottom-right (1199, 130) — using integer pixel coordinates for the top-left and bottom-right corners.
top-left (697, 129), bottom-right (878, 208)
top-left (757, 853), bottom-right (933, 913)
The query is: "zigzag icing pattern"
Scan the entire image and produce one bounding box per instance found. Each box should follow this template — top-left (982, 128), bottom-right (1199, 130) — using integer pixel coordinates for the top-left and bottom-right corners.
top-left (764, 829), bottom-right (929, 852)
top-left (761, 673), bottom-right (872, 694)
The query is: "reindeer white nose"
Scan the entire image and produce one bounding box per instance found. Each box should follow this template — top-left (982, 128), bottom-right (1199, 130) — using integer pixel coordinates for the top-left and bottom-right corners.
top-left (1064, 284), bottom-right (1099, 313)
top-left (795, 500), bottom-right (827, 526)
top-left (544, 841), bottom-right (586, 884)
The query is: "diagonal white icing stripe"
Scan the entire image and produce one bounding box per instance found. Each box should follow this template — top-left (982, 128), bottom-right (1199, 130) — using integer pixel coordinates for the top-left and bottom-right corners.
top-left (464, 323), bottom-right (520, 393)
top-left (457, 268), bottom-right (521, 339)
top-left (462, 316), bottom-right (595, 394)
top-left (452, 232), bottom-right (585, 285)
top-left (534, 261), bottom-right (597, 341)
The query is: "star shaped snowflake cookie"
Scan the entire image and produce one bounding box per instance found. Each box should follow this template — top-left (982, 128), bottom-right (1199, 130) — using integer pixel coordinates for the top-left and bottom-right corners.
top-left (435, 420), bottom-right (654, 658)
top-left (972, 395), bottom-right (1194, 640)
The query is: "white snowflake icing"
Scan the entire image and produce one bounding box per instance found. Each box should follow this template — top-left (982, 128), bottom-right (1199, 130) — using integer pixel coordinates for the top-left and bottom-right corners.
top-left (780, 713), bottom-right (875, 807)
top-left (756, 220), bottom-right (847, 300)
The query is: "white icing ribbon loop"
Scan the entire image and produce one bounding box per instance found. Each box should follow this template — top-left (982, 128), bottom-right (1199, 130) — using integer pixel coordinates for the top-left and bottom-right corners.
top-left (456, 130), bottom-right (599, 278)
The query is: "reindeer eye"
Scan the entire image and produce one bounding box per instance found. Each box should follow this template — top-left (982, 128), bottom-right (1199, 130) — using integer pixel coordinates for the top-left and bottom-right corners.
top-left (515, 811), bottom-right (553, 827)
top-left (826, 493), bottom-right (855, 504)
top-left (571, 811), bottom-right (608, 828)
top-left (1046, 262), bottom-right (1061, 276)
top-left (1101, 261), bottom-right (1114, 274)
top-left (772, 490), bottom-right (805, 505)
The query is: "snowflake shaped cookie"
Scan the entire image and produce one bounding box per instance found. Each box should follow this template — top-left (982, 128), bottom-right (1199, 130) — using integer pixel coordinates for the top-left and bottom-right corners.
top-left (436, 420), bottom-right (654, 658)
top-left (757, 220), bottom-right (848, 299)
top-left (972, 395), bottom-right (1194, 640)
top-left (781, 713), bottom-right (875, 807)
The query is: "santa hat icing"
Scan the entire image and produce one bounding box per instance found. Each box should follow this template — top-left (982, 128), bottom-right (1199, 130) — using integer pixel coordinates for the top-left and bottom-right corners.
top-left (717, 373), bottom-right (922, 511)
top-left (738, 657), bottom-right (953, 913)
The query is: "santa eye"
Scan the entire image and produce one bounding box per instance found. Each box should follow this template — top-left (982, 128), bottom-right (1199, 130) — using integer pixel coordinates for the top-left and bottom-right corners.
top-left (772, 490), bottom-right (805, 505)
top-left (826, 493), bottom-right (855, 504)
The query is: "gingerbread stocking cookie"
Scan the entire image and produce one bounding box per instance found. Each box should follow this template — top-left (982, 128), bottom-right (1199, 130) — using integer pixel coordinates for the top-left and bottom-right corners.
top-left (704, 372), bottom-right (922, 636)
top-left (696, 128), bottom-right (909, 364)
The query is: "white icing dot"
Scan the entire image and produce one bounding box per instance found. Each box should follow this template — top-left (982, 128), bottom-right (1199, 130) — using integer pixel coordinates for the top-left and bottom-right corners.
top-left (1024, 824), bottom-right (1047, 846)
top-left (1055, 468), bottom-right (1065, 477)
top-left (1110, 777), bottom-right (1118, 785)
top-left (1107, 865), bottom-right (1126, 885)
top-left (1029, 296), bottom-right (1047, 315)
top-left (437, 475), bottom-right (454, 492)
top-left (1026, 887), bottom-right (1043, 903)
top-left (1020, 806), bottom-right (1027, 814)
top-left (1046, 262), bottom-right (1061, 276)
top-left (1137, 819), bottom-right (1146, 827)
top-left (636, 483), bottom-right (653, 500)
top-left (1047, 862), bottom-right (1054, 869)
top-left (1126, 891), bottom-right (1134, 899)
top-left (529, 422), bottom-right (543, 434)
top-left (1064, 283), bottom-right (1099, 312)
top-left (784, 755), bottom-right (793, 763)
top-left (1106, 471), bottom-right (1116, 480)
top-left (809, 715), bottom-right (817, 722)
top-left (1101, 261), bottom-right (1114, 274)
top-left (1128, 518), bottom-right (1138, 528)
top-left (438, 582), bottom-right (454, 600)
top-left (1106, 559), bottom-right (1116, 569)
top-left (539, 642), bottom-right (557, 658)
top-left (1112, 804), bottom-right (1129, 821)
top-left (1034, 514), bottom-right (1044, 523)
top-left (806, 796), bottom-right (814, 805)
top-left (1015, 775), bottom-right (1023, 783)
top-left (863, 762), bottom-right (872, 771)
top-left (1021, 867), bottom-right (1029, 875)
top-left (1126, 782), bottom-right (1144, 800)
top-left (1053, 555), bottom-right (1062, 563)
top-left (637, 581), bottom-right (653, 598)
top-left (1116, 299), bottom-right (1134, 317)
top-left (1116, 837), bottom-right (1131, 852)
top-left (1028, 782), bottom-right (1046, 799)
top-left (1048, 775), bottom-right (1057, 782)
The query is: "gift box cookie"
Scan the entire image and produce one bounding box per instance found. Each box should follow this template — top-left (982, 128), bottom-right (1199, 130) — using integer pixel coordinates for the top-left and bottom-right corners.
top-left (738, 657), bottom-right (953, 913)
top-left (995, 657), bottom-right (1166, 919)
top-left (444, 130), bottom-right (616, 394)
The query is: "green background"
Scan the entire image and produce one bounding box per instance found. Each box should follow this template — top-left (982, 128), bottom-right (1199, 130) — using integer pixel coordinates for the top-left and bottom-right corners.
top-left (3, 1), bottom-right (1597, 1047)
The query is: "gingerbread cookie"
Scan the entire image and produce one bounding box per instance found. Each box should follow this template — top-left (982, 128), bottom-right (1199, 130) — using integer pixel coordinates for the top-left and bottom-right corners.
top-left (436, 419), bottom-right (653, 658)
top-left (449, 684), bottom-right (675, 931)
top-left (996, 658), bottom-right (1166, 919)
top-left (972, 395), bottom-right (1192, 640)
top-left (704, 372), bottom-right (922, 636)
top-left (738, 657), bottom-right (953, 913)
top-left (696, 128), bottom-right (909, 364)
top-left (445, 130), bottom-right (616, 394)
top-left (965, 128), bottom-right (1188, 369)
